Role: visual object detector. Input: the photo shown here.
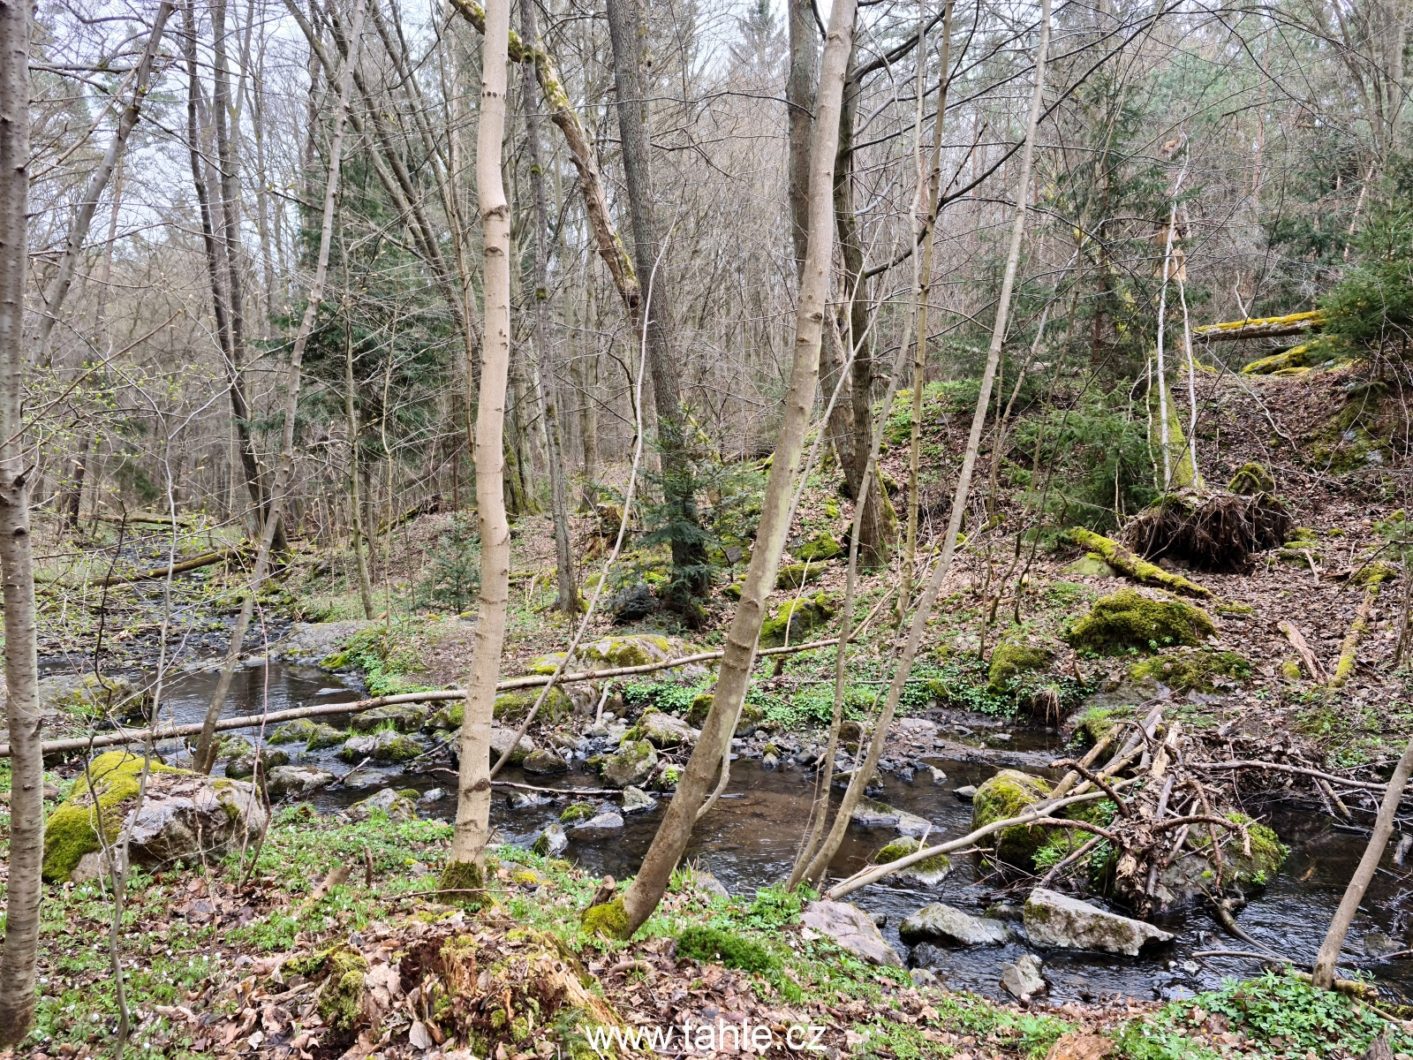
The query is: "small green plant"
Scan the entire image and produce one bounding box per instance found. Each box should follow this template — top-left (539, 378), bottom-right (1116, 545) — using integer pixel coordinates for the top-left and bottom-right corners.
top-left (412, 513), bottom-right (481, 612)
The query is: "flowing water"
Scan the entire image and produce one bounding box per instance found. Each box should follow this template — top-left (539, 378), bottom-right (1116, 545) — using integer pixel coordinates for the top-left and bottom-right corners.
top-left (103, 660), bottom-right (1413, 1004)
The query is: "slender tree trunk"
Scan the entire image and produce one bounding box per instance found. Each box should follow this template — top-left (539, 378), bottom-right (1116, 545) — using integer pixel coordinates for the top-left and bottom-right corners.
top-left (445, 0), bottom-right (512, 884)
top-left (605, 0), bottom-right (709, 622)
top-left (799, 0), bottom-right (1051, 885)
top-left (786, 0), bottom-right (818, 270)
top-left (1313, 735), bottom-right (1413, 988)
top-left (0, 0), bottom-right (40, 1041)
top-left (194, 0), bottom-right (362, 771)
top-left (522, 0), bottom-right (579, 614)
top-left (344, 315), bottom-right (375, 620)
top-left (596, 0), bottom-right (860, 939)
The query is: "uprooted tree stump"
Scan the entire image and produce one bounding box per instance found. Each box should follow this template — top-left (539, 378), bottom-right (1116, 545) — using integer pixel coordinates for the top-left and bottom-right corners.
top-left (1125, 489), bottom-right (1291, 573)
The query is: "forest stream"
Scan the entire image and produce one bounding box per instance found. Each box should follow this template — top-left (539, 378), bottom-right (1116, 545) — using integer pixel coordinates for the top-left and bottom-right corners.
top-left (111, 656), bottom-right (1413, 1008)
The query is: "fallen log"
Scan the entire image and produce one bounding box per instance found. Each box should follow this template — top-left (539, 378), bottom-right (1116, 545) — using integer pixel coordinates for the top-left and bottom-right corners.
top-left (1329, 582), bottom-right (1382, 688)
top-left (1279, 620), bottom-right (1326, 682)
top-left (94, 546), bottom-right (249, 587)
top-left (1, 636), bottom-right (841, 758)
top-left (1193, 310), bottom-right (1324, 343)
top-left (1064, 527), bottom-right (1211, 597)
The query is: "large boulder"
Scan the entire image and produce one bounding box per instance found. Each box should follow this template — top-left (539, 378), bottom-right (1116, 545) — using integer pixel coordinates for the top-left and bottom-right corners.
top-left (489, 725), bottom-right (535, 765)
top-left (43, 752), bottom-right (267, 883)
top-left (350, 703), bottom-right (430, 734)
top-left (1022, 887), bottom-right (1172, 955)
top-left (871, 836), bottom-right (951, 887)
top-left (39, 673), bottom-right (152, 726)
top-left (633, 710), bottom-right (700, 749)
top-left (800, 900), bottom-right (901, 967)
top-left (900, 903), bottom-right (1009, 947)
top-left (1149, 813), bottom-right (1286, 911)
top-left (522, 749), bottom-right (569, 775)
top-left (759, 593), bottom-right (835, 648)
top-left (337, 730), bottom-right (428, 765)
top-left (971, 769), bottom-right (1054, 869)
top-left (600, 739), bottom-right (658, 787)
top-left (346, 788), bottom-right (417, 822)
top-left (265, 764), bottom-right (335, 799)
top-left (268, 718), bottom-right (345, 751)
top-left (1064, 589), bottom-right (1215, 655)
top-left (851, 797), bottom-right (932, 838)
top-left (225, 743), bottom-right (290, 780)
top-left (570, 811), bottom-right (625, 840)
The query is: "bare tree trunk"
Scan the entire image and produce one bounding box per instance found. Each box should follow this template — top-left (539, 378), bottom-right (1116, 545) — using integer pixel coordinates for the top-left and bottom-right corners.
top-left (605, 0), bottom-right (709, 622)
top-left (521, 0), bottom-right (579, 615)
top-left (445, 0), bottom-right (512, 886)
top-left (194, 0), bottom-right (363, 771)
top-left (594, 0), bottom-right (860, 939)
top-left (786, 0), bottom-right (818, 270)
top-left (1313, 734), bottom-right (1413, 988)
top-left (344, 312), bottom-right (375, 620)
top-left (799, 0), bottom-right (1051, 886)
top-left (0, 0), bottom-right (40, 1041)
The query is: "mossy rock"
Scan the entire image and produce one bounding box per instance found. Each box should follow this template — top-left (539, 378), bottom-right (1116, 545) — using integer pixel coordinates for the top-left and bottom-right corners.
top-left (39, 673), bottom-right (153, 725)
top-left (269, 718), bottom-right (345, 750)
top-left (225, 745), bottom-right (291, 780)
top-left (1128, 650), bottom-right (1251, 693)
top-left (1228, 462), bottom-right (1275, 495)
top-left (776, 561), bottom-right (825, 590)
top-left (336, 730), bottom-right (427, 765)
top-left (1064, 553), bottom-right (1117, 578)
top-left (971, 769), bottom-right (1054, 870)
top-left (759, 592), bottom-right (835, 647)
top-left (527, 652), bottom-right (567, 676)
top-left (582, 896), bottom-right (630, 939)
top-left (1064, 589), bottom-right (1215, 655)
top-left (350, 703), bottom-right (430, 734)
top-left (492, 687), bottom-right (572, 724)
top-left (683, 692), bottom-right (763, 735)
top-left (1353, 560), bottom-right (1399, 588)
top-left (796, 531), bottom-right (843, 563)
top-left (1158, 812), bottom-right (1287, 906)
top-left (987, 637), bottom-right (1053, 694)
top-left (42, 751), bottom-right (184, 882)
top-left (600, 739), bottom-right (658, 787)
top-left (560, 801), bottom-right (598, 825)
top-left (871, 835), bottom-right (952, 886)
top-left (577, 635), bottom-right (675, 669)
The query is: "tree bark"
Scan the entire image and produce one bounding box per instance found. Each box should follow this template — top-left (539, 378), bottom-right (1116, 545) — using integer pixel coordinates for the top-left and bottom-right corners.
top-left (1313, 735), bottom-right (1413, 988)
top-left (0, 0), bottom-right (40, 1041)
top-left (446, 0), bottom-right (513, 880)
top-left (785, 0), bottom-right (818, 270)
top-left (603, 0), bottom-right (860, 939)
top-left (799, 0), bottom-right (1051, 886)
top-left (605, 0), bottom-right (709, 621)
top-left (521, 0), bottom-right (579, 615)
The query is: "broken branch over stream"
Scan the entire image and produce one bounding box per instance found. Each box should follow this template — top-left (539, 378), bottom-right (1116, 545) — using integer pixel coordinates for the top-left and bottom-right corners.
top-left (2, 636), bottom-right (840, 758)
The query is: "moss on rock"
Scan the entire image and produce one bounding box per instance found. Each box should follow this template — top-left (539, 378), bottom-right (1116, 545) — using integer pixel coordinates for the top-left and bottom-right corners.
top-left (987, 638), bottom-right (1053, 693)
top-left (1070, 704), bottom-right (1136, 747)
top-left (776, 561), bottom-right (825, 590)
top-left (1228, 462), bottom-right (1276, 495)
top-left (42, 751), bottom-right (184, 882)
top-left (1064, 589), bottom-right (1216, 654)
top-left (972, 769), bottom-right (1054, 870)
top-left (759, 592), bottom-right (835, 647)
top-left (1128, 649), bottom-right (1251, 692)
top-left (492, 687), bottom-right (572, 724)
top-left (796, 531), bottom-right (843, 562)
top-left (268, 718), bottom-right (345, 750)
top-left (578, 635), bottom-right (674, 668)
top-left (560, 801), bottom-right (597, 824)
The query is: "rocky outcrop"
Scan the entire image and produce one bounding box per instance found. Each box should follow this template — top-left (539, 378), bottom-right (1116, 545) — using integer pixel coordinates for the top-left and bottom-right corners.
top-left (851, 797), bottom-right (932, 838)
top-left (900, 903), bottom-right (1009, 946)
top-left (44, 752), bottom-right (267, 883)
top-left (1023, 888), bottom-right (1172, 955)
top-left (800, 900), bottom-right (901, 967)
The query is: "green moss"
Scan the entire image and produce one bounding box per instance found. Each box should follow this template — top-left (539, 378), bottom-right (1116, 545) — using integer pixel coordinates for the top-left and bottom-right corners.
top-left (314, 946), bottom-right (369, 1031)
top-left (492, 687), bottom-right (572, 723)
top-left (1353, 560), bottom-right (1398, 587)
top-left (438, 859), bottom-right (487, 908)
top-left (1228, 462), bottom-right (1276, 495)
top-left (1064, 553), bottom-right (1117, 577)
top-left (759, 592), bottom-right (835, 647)
top-left (578, 635), bottom-right (673, 668)
top-left (776, 561), bottom-right (825, 590)
top-left (1129, 650), bottom-right (1251, 692)
top-left (268, 718), bottom-right (343, 749)
top-left (1064, 589), bottom-right (1216, 654)
top-left (972, 769), bottom-right (1054, 870)
top-left (1070, 704), bottom-right (1136, 746)
top-left (335, 732), bottom-right (423, 764)
top-left (987, 637), bottom-right (1053, 693)
top-left (42, 751), bottom-right (186, 882)
top-left (674, 925), bottom-right (778, 974)
top-left (1065, 527), bottom-right (1210, 598)
top-left (871, 835), bottom-right (952, 877)
top-left (527, 652), bottom-right (567, 675)
top-left (796, 531), bottom-right (843, 562)
top-left (559, 801), bottom-right (597, 824)
top-left (581, 896), bottom-right (630, 939)
top-left (1190, 813), bottom-right (1287, 888)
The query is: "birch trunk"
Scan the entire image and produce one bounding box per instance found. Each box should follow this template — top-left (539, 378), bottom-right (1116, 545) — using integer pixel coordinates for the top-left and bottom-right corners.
top-left (445, 0), bottom-right (512, 883)
top-left (0, 0), bottom-right (40, 1040)
top-left (598, 0), bottom-right (860, 939)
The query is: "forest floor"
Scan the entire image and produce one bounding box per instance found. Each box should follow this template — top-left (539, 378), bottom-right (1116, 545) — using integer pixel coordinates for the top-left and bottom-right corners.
top-left (9, 363), bottom-right (1413, 1057)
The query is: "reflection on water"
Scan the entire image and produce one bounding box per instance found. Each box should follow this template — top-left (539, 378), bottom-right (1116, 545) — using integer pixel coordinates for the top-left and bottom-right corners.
top-left (116, 661), bottom-right (1413, 1003)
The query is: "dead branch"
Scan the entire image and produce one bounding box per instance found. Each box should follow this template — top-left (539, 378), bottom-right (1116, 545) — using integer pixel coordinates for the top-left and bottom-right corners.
top-left (1280, 620), bottom-right (1327, 681)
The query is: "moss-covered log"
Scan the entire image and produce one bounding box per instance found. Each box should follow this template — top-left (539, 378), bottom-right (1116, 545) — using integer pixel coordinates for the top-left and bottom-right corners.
top-left (1194, 310), bottom-right (1325, 342)
top-left (1065, 527), bottom-right (1211, 597)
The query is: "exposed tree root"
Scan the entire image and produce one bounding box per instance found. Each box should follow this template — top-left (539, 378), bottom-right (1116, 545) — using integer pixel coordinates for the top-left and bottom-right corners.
top-left (1124, 489), bottom-right (1290, 573)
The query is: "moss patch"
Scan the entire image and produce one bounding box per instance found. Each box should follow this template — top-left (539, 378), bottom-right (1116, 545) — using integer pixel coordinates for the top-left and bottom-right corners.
top-left (581, 896), bottom-right (630, 939)
top-left (492, 687), bottom-right (572, 724)
top-left (796, 531), bottom-right (843, 562)
top-left (776, 561), bottom-right (825, 590)
top-left (1129, 650), bottom-right (1251, 692)
top-left (759, 592), bottom-right (835, 647)
top-left (987, 637), bottom-right (1053, 694)
top-left (438, 859), bottom-right (487, 909)
top-left (1228, 462), bottom-right (1275, 495)
top-left (972, 769), bottom-right (1054, 870)
top-left (42, 751), bottom-right (186, 882)
top-left (1065, 528), bottom-right (1210, 598)
top-left (1064, 589), bottom-right (1216, 654)
top-left (1070, 704), bottom-right (1136, 746)
top-left (675, 925), bottom-right (778, 974)
top-left (559, 801), bottom-right (597, 825)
